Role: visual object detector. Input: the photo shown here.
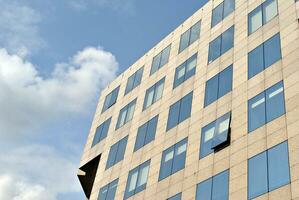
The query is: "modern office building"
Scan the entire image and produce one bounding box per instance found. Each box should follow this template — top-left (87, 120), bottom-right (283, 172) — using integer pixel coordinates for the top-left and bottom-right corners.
top-left (78, 0), bottom-right (299, 199)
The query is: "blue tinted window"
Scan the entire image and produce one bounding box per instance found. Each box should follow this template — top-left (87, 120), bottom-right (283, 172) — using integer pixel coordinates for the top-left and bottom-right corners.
top-left (204, 75), bottom-right (218, 107)
top-left (106, 136), bottom-right (128, 169)
top-left (166, 101), bottom-right (180, 131)
top-left (98, 179), bottom-right (118, 200)
top-left (248, 152), bottom-right (268, 199)
top-left (248, 81), bottom-right (285, 132)
top-left (218, 65), bottom-right (233, 98)
top-left (168, 193), bottom-right (182, 200)
top-left (248, 45), bottom-right (264, 79)
top-left (248, 141), bottom-right (290, 199)
top-left (212, 170), bottom-right (229, 200)
top-left (264, 34), bottom-right (281, 68)
top-left (248, 92), bottom-right (266, 132)
top-left (179, 22), bottom-right (201, 53)
top-left (223, 0), bottom-right (235, 17)
top-left (248, 0), bottom-right (278, 35)
top-left (221, 27), bottom-right (234, 54)
top-left (143, 77), bottom-right (165, 110)
top-left (92, 118), bottom-right (112, 147)
top-left (196, 170), bottom-right (229, 200)
top-left (196, 178), bottom-right (212, 200)
top-left (125, 67), bottom-right (144, 95)
top-left (179, 92), bottom-right (193, 123)
top-left (134, 115), bottom-right (158, 151)
top-left (174, 53), bottom-right (197, 88)
top-left (200, 112), bottom-right (231, 159)
top-left (208, 36), bottom-right (221, 63)
top-left (208, 26), bottom-right (234, 63)
top-left (211, 0), bottom-right (235, 28)
top-left (116, 99), bottom-right (136, 129)
top-left (102, 86), bottom-right (120, 112)
top-left (211, 3), bottom-right (224, 27)
top-left (151, 45), bottom-right (171, 75)
top-left (159, 138), bottom-right (187, 180)
top-left (204, 65), bottom-right (233, 107)
top-left (265, 81), bottom-right (285, 122)
top-left (124, 160), bottom-right (150, 199)
top-left (248, 33), bottom-right (281, 79)
top-left (166, 92), bottom-right (193, 131)
top-left (268, 142), bottom-right (290, 191)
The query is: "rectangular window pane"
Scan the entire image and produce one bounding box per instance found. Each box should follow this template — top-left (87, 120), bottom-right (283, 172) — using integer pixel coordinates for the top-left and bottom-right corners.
top-left (125, 101), bottom-right (136, 123)
top-left (264, 33), bottom-right (281, 68)
top-left (166, 101), bottom-right (180, 131)
top-left (151, 53), bottom-right (161, 75)
top-left (208, 36), bottom-right (221, 63)
top-left (185, 54), bottom-right (197, 79)
top-left (174, 63), bottom-right (186, 88)
top-left (159, 147), bottom-right (175, 180)
top-left (116, 109), bottom-right (127, 129)
top-left (128, 170), bottom-right (138, 192)
top-left (125, 75), bottom-right (135, 95)
top-left (179, 30), bottom-right (190, 53)
top-left (263, 0), bottom-right (278, 23)
top-left (211, 3), bottom-right (224, 27)
top-left (134, 124), bottom-right (147, 151)
top-left (204, 75), bottom-right (219, 107)
top-left (248, 92), bottom-right (266, 132)
top-left (249, 6), bottom-right (262, 34)
top-left (137, 163), bottom-right (150, 188)
top-left (106, 143), bottom-right (119, 169)
top-left (92, 118), bottom-right (111, 147)
top-left (144, 87), bottom-right (155, 109)
top-left (212, 113), bottom-right (231, 148)
top-left (154, 79), bottom-right (165, 102)
top-left (106, 179), bottom-right (118, 200)
top-left (196, 178), bottom-right (212, 200)
top-left (114, 136), bottom-right (128, 164)
top-left (221, 26), bottom-right (234, 55)
top-left (212, 170), bottom-right (229, 200)
top-left (190, 21), bottom-right (201, 44)
top-left (268, 141), bottom-right (290, 191)
top-left (145, 116), bottom-right (158, 144)
top-left (160, 45), bottom-right (171, 67)
top-left (248, 44), bottom-right (264, 79)
top-left (248, 152), bottom-right (268, 199)
top-left (99, 185), bottom-right (109, 200)
top-left (266, 81), bottom-right (285, 122)
top-left (133, 67), bottom-right (143, 88)
top-left (172, 139), bottom-right (187, 174)
top-left (218, 65), bottom-right (233, 98)
top-left (178, 92), bottom-right (193, 123)
top-left (200, 122), bottom-right (215, 158)
top-left (102, 86), bottom-right (119, 112)
top-left (223, 0), bottom-right (235, 17)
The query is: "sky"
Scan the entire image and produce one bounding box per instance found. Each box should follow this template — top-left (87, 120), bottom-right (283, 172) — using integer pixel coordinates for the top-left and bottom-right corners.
top-left (0, 0), bottom-right (208, 199)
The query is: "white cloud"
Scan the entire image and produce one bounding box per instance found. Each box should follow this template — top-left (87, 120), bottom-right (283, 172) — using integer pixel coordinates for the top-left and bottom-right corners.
top-left (0, 47), bottom-right (118, 137)
top-left (0, 145), bottom-right (81, 200)
top-left (0, 0), bottom-right (45, 57)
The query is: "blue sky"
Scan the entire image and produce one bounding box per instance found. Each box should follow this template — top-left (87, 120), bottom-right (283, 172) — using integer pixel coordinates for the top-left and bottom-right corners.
top-left (0, 0), bottom-right (208, 199)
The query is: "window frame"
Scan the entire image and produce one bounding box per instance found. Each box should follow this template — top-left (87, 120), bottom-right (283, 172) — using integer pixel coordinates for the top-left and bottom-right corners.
top-left (159, 138), bottom-right (188, 181)
top-left (211, 0), bottom-right (235, 28)
top-left (116, 99), bottom-right (137, 130)
top-left (248, 0), bottom-right (278, 35)
top-left (173, 53), bottom-right (198, 89)
top-left (98, 179), bottom-right (119, 200)
top-left (150, 45), bottom-right (171, 75)
top-left (102, 86), bottom-right (120, 113)
top-left (166, 92), bottom-right (193, 131)
top-left (178, 21), bottom-right (201, 53)
top-left (124, 67), bottom-right (144, 95)
top-left (105, 136), bottom-right (128, 170)
top-left (208, 26), bottom-right (234, 64)
top-left (143, 77), bottom-right (165, 110)
top-left (204, 65), bottom-right (233, 107)
top-left (124, 160), bottom-right (151, 199)
top-left (92, 117), bottom-right (112, 147)
top-left (248, 141), bottom-right (290, 200)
